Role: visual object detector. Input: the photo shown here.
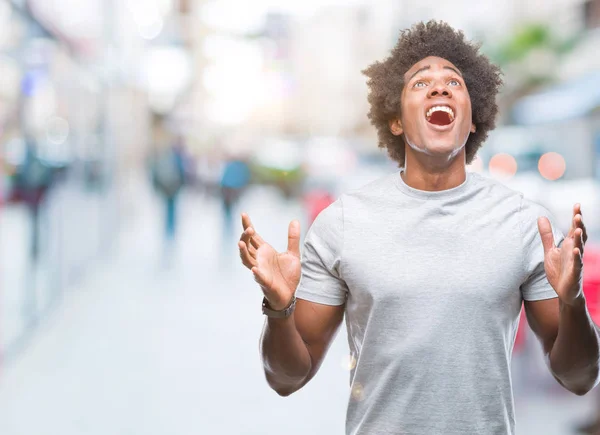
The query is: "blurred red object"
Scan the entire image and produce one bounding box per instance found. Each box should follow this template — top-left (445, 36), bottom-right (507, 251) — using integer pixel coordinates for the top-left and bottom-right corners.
top-left (582, 243), bottom-right (600, 323)
top-left (514, 307), bottom-right (528, 352)
top-left (303, 189), bottom-right (335, 225)
top-left (514, 242), bottom-right (600, 353)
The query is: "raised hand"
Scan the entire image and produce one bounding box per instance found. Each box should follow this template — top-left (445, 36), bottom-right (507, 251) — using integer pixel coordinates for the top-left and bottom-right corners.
top-left (238, 213), bottom-right (301, 310)
top-left (537, 203), bottom-right (588, 306)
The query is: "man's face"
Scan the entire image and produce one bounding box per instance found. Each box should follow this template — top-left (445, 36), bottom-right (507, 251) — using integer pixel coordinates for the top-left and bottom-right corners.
top-left (390, 56), bottom-right (476, 161)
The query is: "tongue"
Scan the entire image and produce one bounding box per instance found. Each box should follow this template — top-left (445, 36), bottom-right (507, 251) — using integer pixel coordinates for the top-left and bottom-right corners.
top-left (428, 111), bottom-right (451, 126)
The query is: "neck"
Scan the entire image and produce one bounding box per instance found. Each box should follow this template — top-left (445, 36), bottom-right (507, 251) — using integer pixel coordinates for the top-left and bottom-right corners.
top-left (402, 152), bottom-right (467, 192)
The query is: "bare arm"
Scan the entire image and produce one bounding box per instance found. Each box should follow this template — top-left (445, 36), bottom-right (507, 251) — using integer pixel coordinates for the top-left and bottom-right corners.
top-left (260, 299), bottom-right (345, 396)
top-left (237, 213), bottom-right (345, 396)
top-left (526, 204), bottom-right (600, 395)
top-left (525, 298), bottom-right (600, 395)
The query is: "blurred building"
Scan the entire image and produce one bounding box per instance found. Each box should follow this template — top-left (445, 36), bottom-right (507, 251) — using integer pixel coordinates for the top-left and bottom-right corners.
top-left (0, 0), bottom-right (191, 359)
top-left (2, 0), bottom-right (599, 359)
top-left (170, 0), bottom-right (600, 154)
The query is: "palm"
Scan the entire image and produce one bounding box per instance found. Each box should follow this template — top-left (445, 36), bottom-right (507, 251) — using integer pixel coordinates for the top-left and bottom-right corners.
top-left (543, 242), bottom-right (581, 301)
top-left (238, 215), bottom-right (302, 310)
top-left (256, 244), bottom-right (301, 302)
top-left (538, 207), bottom-right (586, 305)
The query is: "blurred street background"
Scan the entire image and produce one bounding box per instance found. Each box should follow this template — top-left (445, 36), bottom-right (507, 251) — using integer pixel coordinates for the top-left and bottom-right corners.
top-left (0, 0), bottom-right (599, 434)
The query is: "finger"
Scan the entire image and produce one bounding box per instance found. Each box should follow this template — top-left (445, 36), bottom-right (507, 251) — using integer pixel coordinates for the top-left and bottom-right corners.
top-left (238, 226), bottom-right (259, 250)
top-left (239, 214), bottom-right (257, 245)
top-left (568, 204), bottom-right (581, 236)
top-left (287, 220), bottom-right (301, 256)
top-left (246, 227), bottom-right (265, 249)
top-left (537, 217), bottom-right (555, 255)
top-left (574, 228), bottom-right (585, 256)
top-left (247, 241), bottom-right (257, 258)
top-left (249, 228), bottom-right (265, 246)
top-left (239, 224), bottom-right (265, 250)
top-left (574, 213), bottom-right (588, 245)
top-left (245, 227), bottom-right (258, 248)
top-left (573, 247), bottom-right (583, 271)
top-left (239, 226), bottom-right (253, 246)
top-left (241, 213), bottom-right (254, 231)
top-left (239, 239), bottom-right (257, 260)
top-left (238, 241), bottom-right (257, 269)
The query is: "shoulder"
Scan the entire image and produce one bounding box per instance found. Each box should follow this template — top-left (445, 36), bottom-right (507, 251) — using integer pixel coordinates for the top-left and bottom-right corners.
top-left (345, 171), bottom-right (398, 195)
top-left (519, 195), bottom-right (563, 243)
top-left (519, 196), bottom-right (554, 220)
top-left (468, 171), bottom-right (525, 202)
top-left (338, 171), bottom-right (400, 209)
top-left (308, 198), bottom-right (344, 243)
top-left (471, 171), bottom-right (556, 220)
top-left (309, 171), bottom-right (396, 234)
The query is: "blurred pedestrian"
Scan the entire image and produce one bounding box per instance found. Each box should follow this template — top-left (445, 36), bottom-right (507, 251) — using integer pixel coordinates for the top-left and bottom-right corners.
top-left (12, 137), bottom-right (55, 321)
top-left (237, 20), bottom-right (599, 435)
top-left (219, 157), bottom-right (250, 241)
top-left (151, 136), bottom-right (187, 248)
top-left (13, 138), bottom-right (54, 262)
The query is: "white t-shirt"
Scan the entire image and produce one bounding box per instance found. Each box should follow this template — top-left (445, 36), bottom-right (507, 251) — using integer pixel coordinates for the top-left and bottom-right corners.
top-left (296, 170), bottom-right (564, 435)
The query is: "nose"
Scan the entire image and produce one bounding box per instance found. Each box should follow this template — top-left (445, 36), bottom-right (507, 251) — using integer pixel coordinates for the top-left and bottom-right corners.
top-left (428, 81), bottom-right (452, 98)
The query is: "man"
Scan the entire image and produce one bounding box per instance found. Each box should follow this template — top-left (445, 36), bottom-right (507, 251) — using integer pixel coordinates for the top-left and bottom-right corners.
top-left (238, 21), bottom-right (599, 434)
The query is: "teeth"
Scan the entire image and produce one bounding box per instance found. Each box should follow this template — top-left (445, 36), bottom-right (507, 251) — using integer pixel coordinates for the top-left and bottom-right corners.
top-left (426, 106), bottom-right (454, 121)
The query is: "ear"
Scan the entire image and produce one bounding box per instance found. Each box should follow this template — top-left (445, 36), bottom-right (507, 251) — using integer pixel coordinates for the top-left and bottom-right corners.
top-left (470, 123), bottom-right (476, 134)
top-left (389, 118), bottom-right (403, 136)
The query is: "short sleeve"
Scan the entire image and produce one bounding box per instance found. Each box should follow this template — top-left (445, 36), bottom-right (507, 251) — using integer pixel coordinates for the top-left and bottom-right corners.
top-left (295, 198), bottom-right (348, 306)
top-left (519, 197), bottom-right (565, 301)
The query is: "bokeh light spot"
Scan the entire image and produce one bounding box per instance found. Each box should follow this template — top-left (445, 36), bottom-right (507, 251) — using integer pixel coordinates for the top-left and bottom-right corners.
top-left (468, 155), bottom-right (484, 173)
top-left (46, 116), bottom-right (70, 144)
top-left (351, 382), bottom-right (365, 401)
top-left (489, 153), bottom-right (517, 178)
top-left (341, 354), bottom-right (357, 371)
top-left (538, 152), bottom-right (566, 181)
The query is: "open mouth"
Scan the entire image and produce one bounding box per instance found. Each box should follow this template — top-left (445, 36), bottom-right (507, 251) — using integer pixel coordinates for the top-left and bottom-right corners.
top-left (426, 106), bottom-right (455, 126)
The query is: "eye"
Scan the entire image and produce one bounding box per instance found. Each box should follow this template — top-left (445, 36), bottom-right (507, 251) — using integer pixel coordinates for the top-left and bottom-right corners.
top-left (448, 79), bottom-right (461, 86)
top-left (413, 81), bottom-right (427, 88)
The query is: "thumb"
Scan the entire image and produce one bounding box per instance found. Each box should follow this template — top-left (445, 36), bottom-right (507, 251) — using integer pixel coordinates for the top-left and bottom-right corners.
top-left (287, 220), bottom-right (301, 256)
top-left (537, 217), bottom-right (555, 255)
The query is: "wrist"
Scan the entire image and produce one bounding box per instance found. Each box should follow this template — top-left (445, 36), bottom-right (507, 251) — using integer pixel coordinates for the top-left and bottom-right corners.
top-left (263, 295), bottom-right (296, 318)
top-left (265, 295), bottom-right (295, 311)
top-left (560, 294), bottom-right (587, 311)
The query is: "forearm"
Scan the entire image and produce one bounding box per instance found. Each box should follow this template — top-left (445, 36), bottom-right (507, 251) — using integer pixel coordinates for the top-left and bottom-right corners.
top-left (549, 297), bottom-right (600, 395)
top-left (260, 315), bottom-right (312, 396)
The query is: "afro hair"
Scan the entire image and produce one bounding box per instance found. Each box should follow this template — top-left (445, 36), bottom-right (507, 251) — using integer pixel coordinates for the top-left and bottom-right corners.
top-left (362, 20), bottom-right (503, 167)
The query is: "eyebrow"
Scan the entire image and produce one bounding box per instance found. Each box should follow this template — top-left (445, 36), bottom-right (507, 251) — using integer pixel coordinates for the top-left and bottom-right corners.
top-left (408, 65), bottom-right (463, 81)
